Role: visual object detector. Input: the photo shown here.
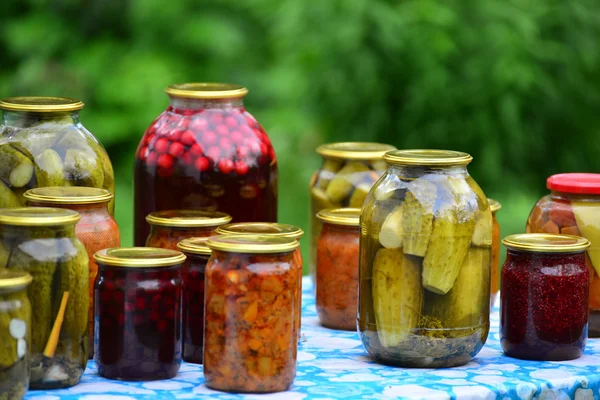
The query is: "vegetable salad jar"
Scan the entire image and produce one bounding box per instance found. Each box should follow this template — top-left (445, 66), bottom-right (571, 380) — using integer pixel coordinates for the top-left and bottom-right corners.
top-left (0, 208), bottom-right (89, 388)
top-left (501, 234), bottom-right (590, 361)
top-left (94, 248), bottom-right (185, 381)
top-left (134, 83), bottom-right (278, 246)
top-left (359, 150), bottom-right (491, 368)
top-left (0, 97), bottom-right (115, 213)
top-left (526, 173), bottom-right (600, 337)
top-left (489, 199), bottom-right (502, 308)
top-left (316, 208), bottom-right (360, 330)
top-left (145, 210), bottom-right (232, 250)
top-left (204, 235), bottom-right (300, 393)
top-left (0, 270), bottom-right (32, 400)
top-left (23, 186), bottom-right (121, 358)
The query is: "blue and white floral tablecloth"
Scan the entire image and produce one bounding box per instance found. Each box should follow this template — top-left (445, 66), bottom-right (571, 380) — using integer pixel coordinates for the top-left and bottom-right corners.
top-left (27, 278), bottom-right (600, 400)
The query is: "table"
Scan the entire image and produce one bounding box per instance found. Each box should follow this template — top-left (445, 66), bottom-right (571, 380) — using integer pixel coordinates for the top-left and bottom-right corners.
top-left (27, 278), bottom-right (600, 400)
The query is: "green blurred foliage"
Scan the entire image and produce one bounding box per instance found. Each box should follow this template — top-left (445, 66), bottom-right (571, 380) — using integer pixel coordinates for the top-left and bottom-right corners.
top-left (1, 0), bottom-right (600, 270)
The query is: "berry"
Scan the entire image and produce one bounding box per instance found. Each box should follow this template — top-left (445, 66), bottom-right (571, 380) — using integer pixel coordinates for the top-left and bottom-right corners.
top-left (157, 153), bottom-right (174, 169)
top-left (230, 131), bottom-right (244, 145)
top-left (236, 146), bottom-right (249, 159)
top-left (209, 114), bottom-right (223, 124)
top-left (235, 161), bottom-right (249, 176)
top-left (202, 131), bottom-right (217, 146)
top-left (260, 143), bottom-right (269, 156)
top-left (190, 117), bottom-right (208, 131)
top-left (180, 130), bottom-right (196, 146)
top-left (175, 116), bottom-right (189, 130)
top-left (154, 138), bottom-right (170, 154)
top-left (169, 142), bottom-right (184, 157)
top-left (190, 143), bottom-right (204, 156)
top-left (225, 116), bottom-right (238, 128)
top-left (220, 137), bottom-right (232, 150)
top-left (218, 159), bottom-right (234, 174)
top-left (240, 124), bottom-right (253, 136)
top-left (146, 152), bottom-right (157, 166)
top-left (194, 157), bottom-right (209, 172)
top-left (145, 133), bottom-right (156, 145)
top-left (182, 152), bottom-right (193, 165)
top-left (216, 124), bottom-right (229, 136)
top-left (168, 128), bottom-right (181, 142)
top-left (206, 146), bottom-right (221, 162)
top-left (138, 146), bottom-right (148, 161)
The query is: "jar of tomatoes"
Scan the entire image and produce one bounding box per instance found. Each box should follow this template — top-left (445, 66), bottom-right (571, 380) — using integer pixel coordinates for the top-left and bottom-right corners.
top-left (134, 83), bottom-right (278, 246)
top-left (204, 235), bottom-right (300, 393)
top-left (315, 208), bottom-right (360, 331)
top-left (145, 209), bottom-right (231, 250)
top-left (93, 247), bottom-right (185, 381)
top-left (501, 234), bottom-right (590, 361)
top-left (488, 199), bottom-right (502, 308)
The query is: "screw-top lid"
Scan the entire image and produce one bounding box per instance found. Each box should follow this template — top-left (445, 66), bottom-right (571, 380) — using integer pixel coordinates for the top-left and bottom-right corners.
top-left (24, 186), bottom-right (113, 205)
top-left (0, 207), bottom-right (80, 227)
top-left (145, 210), bottom-right (232, 228)
top-left (488, 198), bottom-right (502, 213)
top-left (502, 233), bottom-right (590, 253)
top-left (165, 83), bottom-right (248, 99)
top-left (94, 247), bottom-right (186, 268)
top-left (207, 234), bottom-right (299, 254)
top-left (0, 96), bottom-right (84, 112)
top-left (316, 142), bottom-right (396, 160)
top-left (0, 270), bottom-right (33, 290)
top-left (316, 208), bottom-right (361, 226)
top-left (546, 173), bottom-right (600, 195)
top-left (177, 237), bottom-right (212, 256)
top-left (216, 223), bottom-right (304, 240)
top-left (383, 149), bottom-right (473, 166)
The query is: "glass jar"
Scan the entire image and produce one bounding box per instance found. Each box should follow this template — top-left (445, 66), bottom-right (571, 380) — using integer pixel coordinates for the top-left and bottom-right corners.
top-left (501, 234), bottom-right (590, 361)
top-left (315, 208), bottom-right (360, 331)
top-left (0, 97), bottom-right (115, 213)
top-left (526, 173), bottom-right (600, 337)
top-left (204, 235), bottom-right (300, 393)
top-left (177, 238), bottom-right (211, 364)
top-left (0, 270), bottom-right (32, 400)
top-left (488, 199), bottom-right (502, 308)
top-left (358, 150), bottom-right (491, 368)
top-left (93, 247), bottom-right (185, 381)
top-left (23, 186), bottom-right (121, 358)
top-left (134, 83), bottom-right (278, 246)
top-left (145, 210), bottom-right (231, 250)
top-left (0, 208), bottom-right (88, 388)
top-left (309, 142), bottom-right (396, 285)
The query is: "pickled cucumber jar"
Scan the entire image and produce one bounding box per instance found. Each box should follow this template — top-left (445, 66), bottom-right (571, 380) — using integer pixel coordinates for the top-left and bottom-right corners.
top-left (359, 150), bottom-right (491, 368)
top-left (0, 97), bottom-right (115, 213)
top-left (489, 199), bottom-right (502, 308)
top-left (134, 83), bottom-right (278, 246)
top-left (309, 142), bottom-right (396, 285)
top-left (0, 208), bottom-right (89, 388)
top-left (0, 270), bottom-right (32, 400)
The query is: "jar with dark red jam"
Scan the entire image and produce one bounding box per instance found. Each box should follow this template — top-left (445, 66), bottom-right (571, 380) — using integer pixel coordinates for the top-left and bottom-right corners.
top-left (134, 83), bottom-right (278, 246)
top-left (93, 247), bottom-right (185, 380)
top-left (176, 238), bottom-right (211, 364)
top-left (500, 234), bottom-right (590, 361)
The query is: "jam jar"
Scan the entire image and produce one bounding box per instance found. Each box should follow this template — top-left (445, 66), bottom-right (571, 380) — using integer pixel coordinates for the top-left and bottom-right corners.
top-left (501, 234), bottom-right (590, 361)
top-left (316, 208), bottom-right (360, 331)
top-left (145, 209), bottom-right (232, 250)
top-left (204, 235), bottom-right (300, 393)
top-left (0, 270), bottom-right (32, 400)
top-left (0, 97), bottom-right (115, 213)
top-left (177, 238), bottom-right (211, 364)
top-left (488, 199), bottom-right (502, 308)
top-left (134, 83), bottom-right (278, 246)
top-left (526, 173), bottom-right (600, 337)
top-left (0, 208), bottom-right (89, 388)
top-left (358, 150), bottom-right (491, 368)
top-left (23, 186), bottom-right (121, 358)
top-left (93, 247), bottom-right (185, 381)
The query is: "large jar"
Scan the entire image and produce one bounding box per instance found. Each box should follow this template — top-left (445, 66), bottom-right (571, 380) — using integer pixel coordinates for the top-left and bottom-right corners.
top-left (0, 208), bottom-right (89, 388)
top-left (489, 199), bottom-right (502, 307)
top-left (204, 235), bottom-right (300, 393)
top-left (309, 142), bottom-right (396, 284)
top-left (0, 97), bottom-right (115, 213)
top-left (0, 270), bottom-right (32, 399)
top-left (134, 83), bottom-right (278, 246)
top-left (358, 150), bottom-right (491, 368)
top-left (526, 173), bottom-right (600, 337)
top-left (23, 186), bottom-right (121, 358)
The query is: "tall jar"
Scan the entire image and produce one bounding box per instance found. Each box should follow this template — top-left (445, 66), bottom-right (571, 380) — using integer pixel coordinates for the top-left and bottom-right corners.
top-left (0, 270), bottom-right (32, 400)
top-left (489, 199), bottom-right (502, 308)
top-left (23, 186), bottom-right (121, 358)
top-left (204, 235), bottom-right (300, 393)
top-left (309, 142), bottom-right (396, 284)
top-left (134, 83), bottom-right (278, 246)
top-left (359, 150), bottom-right (491, 368)
top-left (0, 208), bottom-right (89, 388)
top-left (0, 97), bottom-right (115, 213)
top-left (526, 173), bottom-right (600, 337)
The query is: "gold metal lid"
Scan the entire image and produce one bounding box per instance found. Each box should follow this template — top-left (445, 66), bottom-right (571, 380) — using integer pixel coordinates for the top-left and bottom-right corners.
top-left (383, 149), bottom-right (473, 166)
top-left (0, 270), bottom-right (33, 290)
top-left (316, 142), bottom-right (397, 160)
top-left (0, 207), bottom-right (80, 227)
top-left (0, 96), bottom-right (84, 112)
top-left (207, 234), bottom-right (299, 254)
top-left (146, 210), bottom-right (232, 228)
top-left (316, 208), bottom-right (361, 226)
top-left (165, 83), bottom-right (248, 99)
top-left (177, 237), bottom-right (212, 256)
top-left (215, 223), bottom-right (304, 240)
top-left (488, 198), bottom-right (502, 214)
top-left (94, 247), bottom-right (186, 268)
top-left (502, 233), bottom-right (590, 253)
top-left (24, 186), bottom-right (113, 205)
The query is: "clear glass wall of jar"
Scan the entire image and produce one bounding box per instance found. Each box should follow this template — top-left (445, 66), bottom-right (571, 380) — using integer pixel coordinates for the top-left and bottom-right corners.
top-left (488, 199), bottom-right (502, 308)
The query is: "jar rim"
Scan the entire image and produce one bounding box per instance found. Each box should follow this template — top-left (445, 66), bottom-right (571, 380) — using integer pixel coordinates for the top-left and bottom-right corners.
top-left (383, 149), bottom-right (473, 166)
top-left (177, 237), bottom-right (212, 256)
top-left (215, 223), bottom-right (304, 240)
top-left (0, 270), bottom-right (32, 290)
top-left (546, 173), bottom-right (600, 195)
top-left (488, 198), bottom-right (502, 213)
top-left (0, 207), bottom-right (80, 227)
top-left (316, 208), bottom-right (361, 226)
top-left (0, 96), bottom-right (84, 112)
top-left (146, 210), bottom-right (232, 228)
top-left (24, 186), bottom-right (113, 205)
top-left (165, 83), bottom-right (248, 99)
top-left (94, 247), bottom-right (186, 268)
top-left (502, 233), bottom-right (590, 253)
top-left (316, 142), bottom-right (396, 160)
top-left (206, 234), bottom-right (299, 254)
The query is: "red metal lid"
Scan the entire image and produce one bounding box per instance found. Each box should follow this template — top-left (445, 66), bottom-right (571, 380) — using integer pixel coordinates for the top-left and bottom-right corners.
top-left (546, 173), bottom-right (600, 195)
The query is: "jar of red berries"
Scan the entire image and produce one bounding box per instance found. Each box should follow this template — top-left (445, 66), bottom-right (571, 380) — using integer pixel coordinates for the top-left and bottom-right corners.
top-left (134, 83), bottom-right (278, 246)
top-left (93, 247), bottom-right (185, 380)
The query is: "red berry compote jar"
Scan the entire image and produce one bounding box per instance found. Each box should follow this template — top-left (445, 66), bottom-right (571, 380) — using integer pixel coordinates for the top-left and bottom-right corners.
top-left (134, 83), bottom-right (278, 246)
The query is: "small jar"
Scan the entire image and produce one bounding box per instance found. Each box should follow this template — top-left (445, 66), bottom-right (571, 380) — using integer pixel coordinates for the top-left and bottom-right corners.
top-left (23, 186), bottom-right (121, 358)
top-left (488, 199), bottom-right (502, 308)
top-left (145, 210), bottom-right (232, 250)
top-left (315, 208), bottom-right (360, 330)
top-left (204, 235), bottom-right (300, 393)
top-left (177, 238), bottom-right (212, 364)
top-left (501, 234), bottom-right (590, 361)
top-left (0, 270), bottom-right (32, 400)
top-left (94, 247), bottom-right (185, 381)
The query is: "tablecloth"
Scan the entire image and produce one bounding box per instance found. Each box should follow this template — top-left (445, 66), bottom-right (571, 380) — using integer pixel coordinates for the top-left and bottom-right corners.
top-left (26, 277), bottom-right (600, 400)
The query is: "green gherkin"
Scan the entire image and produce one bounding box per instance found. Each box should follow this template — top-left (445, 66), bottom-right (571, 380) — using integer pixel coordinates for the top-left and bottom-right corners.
top-left (402, 179), bottom-right (437, 257)
top-left (0, 144), bottom-right (34, 188)
top-left (471, 209), bottom-right (493, 247)
top-left (0, 181), bottom-right (21, 208)
top-left (0, 290), bottom-right (31, 369)
top-left (317, 158), bottom-right (343, 190)
top-left (35, 149), bottom-right (66, 187)
top-left (325, 161), bottom-right (369, 202)
top-left (64, 149), bottom-right (104, 188)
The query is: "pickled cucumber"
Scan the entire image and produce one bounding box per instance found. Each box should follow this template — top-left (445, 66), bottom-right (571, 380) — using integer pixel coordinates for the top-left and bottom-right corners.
top-left (318, 159), bottom-right (343, 190)
top-left (348, 183), bottom-right (371, 209)
top-left (572, 201), bottom-right (600, 276)
top-left (0, 144), bottom-right (34, 188)
top-left (471, 209), bottom-right (493, 247)
top-left (0, 181), bottom-right (21, 208)
top-left (311, 187), bottom-right (338, 210)
top-left (64, 149), bottom-right (104, 188)
top-left (325, 161), bottom-right (370, 202)
top-left (402, 179), bottom-right (437, 257)
top-left (35, 149), bottom-right (66, 187)
top-left (379, 205), bottom-right (404, 249)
